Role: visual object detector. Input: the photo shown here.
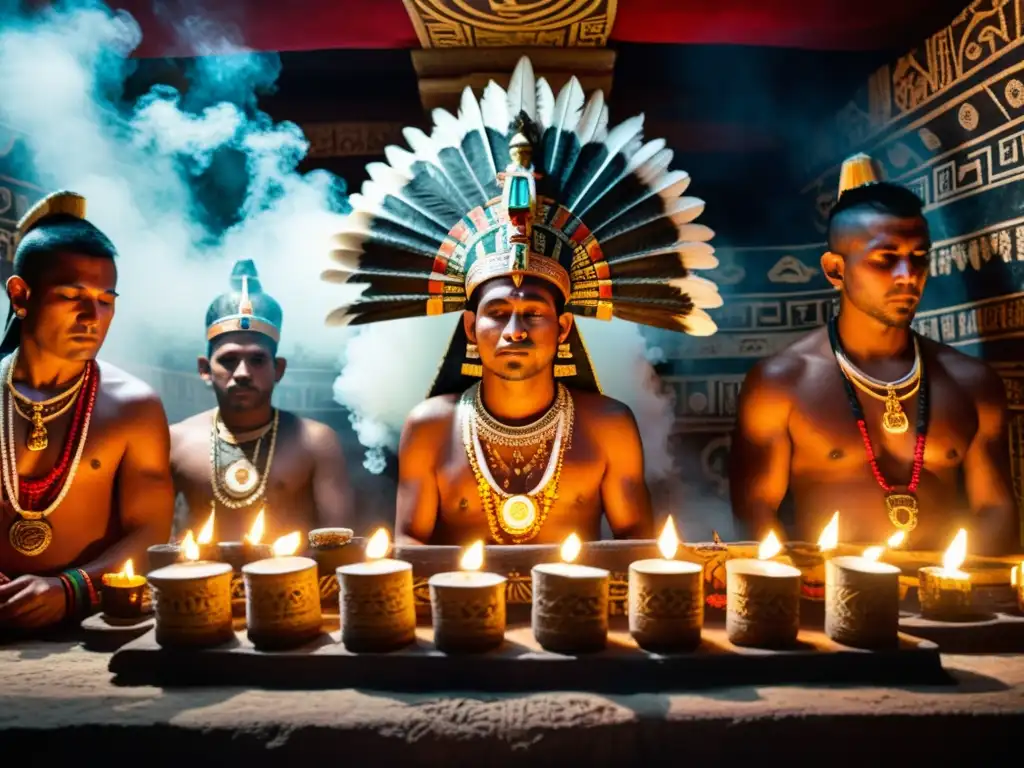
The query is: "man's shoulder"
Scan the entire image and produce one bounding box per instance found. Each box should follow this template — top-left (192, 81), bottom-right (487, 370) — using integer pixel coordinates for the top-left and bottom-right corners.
top-left (923, 337), bottom-right (1006, 401)
top-left (569, 388), bottom-right (635, 425)
top-left (290, 412), bottom-right (343, 449)
top-left (170, 408), bottom-right (215, 436)
top-left (746, 328), bottom-right (826, 392)
top-left (97, 361), bottom-right (167, 422)
top-left (407, 393), bottom-right (460, 424)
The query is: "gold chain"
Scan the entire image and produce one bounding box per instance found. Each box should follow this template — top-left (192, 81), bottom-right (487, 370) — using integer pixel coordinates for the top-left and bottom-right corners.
top-left (0, 351), bottom-right (93, 520)
top-left (209, 409), bottom-right (279, 510)
top-left (473, 382), bottom-right (563, 446)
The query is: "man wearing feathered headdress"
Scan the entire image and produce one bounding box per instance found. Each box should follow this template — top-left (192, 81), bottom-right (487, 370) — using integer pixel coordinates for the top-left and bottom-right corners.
top-left (730, 154), bottom-right (1017, 555)
top-left (323, 58), bottom-right (723, 546)
top-left (0, 191), bottom-right (175, 631)
top-left (170, 259), bottom-right (353, 543)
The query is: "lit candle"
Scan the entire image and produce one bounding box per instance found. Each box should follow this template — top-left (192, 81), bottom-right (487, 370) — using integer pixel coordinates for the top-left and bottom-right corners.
top-left (217, 509), bottom-right (274, 570)
top-left (1012, 561), bottom-right (1024, 614)
top-left (918, 528), bottom-right (974, 621)
top-left (531, 533), bottom-right (610, 654)
top-left (336, 528), bottom-right (416, 652)
top-left (860, 530), bottom-right (906, 563)
top-left (196, 509), bottom-right (218, 562)
top-left (628, 517), bottom-right (703, 652)
top-left (242, 531), bottom-right (322, 650)
top-left (147, 530), bottom-right (234, 648)
top-left (802, 511), bottom-right (840, 600)
top-left (825, 540), bottom-right (901, 649)
top-left (100, 558), bottom-right (148, 620)
top-left (428, 540), bottom-right (507, 653)
top-left (726, 531), bottom-right (801, 648)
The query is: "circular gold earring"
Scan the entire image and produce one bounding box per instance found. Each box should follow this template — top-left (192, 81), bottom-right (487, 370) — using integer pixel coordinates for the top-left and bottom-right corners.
top-left (15, 309), bottom-right (25, 319)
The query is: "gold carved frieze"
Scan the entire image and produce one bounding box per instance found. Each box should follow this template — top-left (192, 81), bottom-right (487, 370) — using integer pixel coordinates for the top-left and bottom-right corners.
top-left (402, 0), bottom-right (617, 48)
top-left (806, 0), bottom-right (1024, 186)
top-left (911, 291), bottom-right (1024, 347)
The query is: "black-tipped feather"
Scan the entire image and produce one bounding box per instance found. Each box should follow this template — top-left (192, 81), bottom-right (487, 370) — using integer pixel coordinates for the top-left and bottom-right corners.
top-left (405, 162), bottom-right (473, 223)
top-left (436, 147), bottom-right (488, 209)
top-left (599, 218), bottom-right (683, 261)
top-left (372, 195), bottom-right (452, 243)
top-left (461, 133), bottom-right (502, 199)
top-left (349, 273), bottom-right (466, 298)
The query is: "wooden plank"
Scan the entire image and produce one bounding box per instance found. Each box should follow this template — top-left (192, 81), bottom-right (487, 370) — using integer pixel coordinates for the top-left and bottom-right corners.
top-left (109, 617), bottom-right (946, 693)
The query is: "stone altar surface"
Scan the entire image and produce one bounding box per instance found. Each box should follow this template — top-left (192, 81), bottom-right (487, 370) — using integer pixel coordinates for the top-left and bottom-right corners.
top-left (1, 640), bottom-right (1022, 765)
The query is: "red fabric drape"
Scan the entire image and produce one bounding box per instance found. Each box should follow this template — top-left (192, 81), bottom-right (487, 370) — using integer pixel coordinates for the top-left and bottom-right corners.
top-left (110, 0), bottom-right (958, 58)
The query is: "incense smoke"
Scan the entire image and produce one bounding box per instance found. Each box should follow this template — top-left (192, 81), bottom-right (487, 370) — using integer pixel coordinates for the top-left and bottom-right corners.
top-left (0, 0), bottom-right (736, 537)
top-left (0, 1), bottom-right (355, 371)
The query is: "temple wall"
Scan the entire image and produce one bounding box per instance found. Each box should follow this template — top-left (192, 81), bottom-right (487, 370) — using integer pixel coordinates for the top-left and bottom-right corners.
top-left (672, 0), bottom-right (1024, 543)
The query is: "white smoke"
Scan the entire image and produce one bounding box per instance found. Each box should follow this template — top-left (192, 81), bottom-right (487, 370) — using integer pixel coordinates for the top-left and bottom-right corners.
top-left (0, 2), bottom-right (358, 370)
top-left (0, 2), bottom-right (716, 529)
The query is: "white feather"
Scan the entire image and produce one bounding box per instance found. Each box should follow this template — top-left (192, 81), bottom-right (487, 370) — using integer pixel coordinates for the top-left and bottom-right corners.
top-left (403, 127), bottom-right (441, 167)
top-left (507, 56), bottom-right (536, 121)
top-left (625, 139), bottom-right (666, 174)
top-left (546, 76), bottom-right (585, 169)
top-left (607, 240), bottom-right (718, 268)
top-left (430, 108), bottom-right (464, 146)
top-left (567, 114), bottom-right (645, 210)
top-left (678, 307), bottom-right (718, 336)
top-left (321, 268), bottom-right (354, 284)
top-left (359, 181), bottom-right (449, 230)
top-left (459, 86), bottom-right (499, 179)
top-left (366, 162), bottom-right (411, 189)
top-left (575, 90), bottom-right (605, 145)
top-left (536, 77), bottom-right (555, 128)
top-left (668, 275), bottom-right (723, 309)
top-left (479, 81), bottom-right (509, 133)
top-left (384, 145), bottom-right (416, 177)
top-left (635, 148), bottom-right (673, 186)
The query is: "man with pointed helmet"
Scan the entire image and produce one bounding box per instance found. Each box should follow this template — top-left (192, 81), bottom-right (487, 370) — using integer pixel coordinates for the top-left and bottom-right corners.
top-left (323, 57), bottom-right (724, 545)
top-left (0, 191), bottom-right (175, 631)
top-left (170, 259), bottom-right (353, 544)
top-left (730, 154), bottom-right (1017, 555)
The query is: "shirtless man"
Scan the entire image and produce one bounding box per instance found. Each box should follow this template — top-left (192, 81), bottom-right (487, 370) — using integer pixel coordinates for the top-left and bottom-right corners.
top-left (397, 275), bottom-right (655, 545)
top-left (170, 259), bottom-right (352, 542)
top-left (730, 155), bottom-right (1017, 555)
top-left (0, 191), bottom-right (175, 630)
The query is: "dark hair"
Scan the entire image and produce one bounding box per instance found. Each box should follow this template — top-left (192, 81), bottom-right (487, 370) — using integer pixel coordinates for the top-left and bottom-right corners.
top-left (13, 214), bottom-right (118, 286)
top-left (827, 183), bottom-right (926, 251)
top-left (465, 275), bottom-right (567, 315)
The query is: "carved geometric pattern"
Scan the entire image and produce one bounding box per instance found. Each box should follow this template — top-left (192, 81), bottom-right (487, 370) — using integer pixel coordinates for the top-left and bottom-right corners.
top-left (402, 0), bottom-right (617, 48)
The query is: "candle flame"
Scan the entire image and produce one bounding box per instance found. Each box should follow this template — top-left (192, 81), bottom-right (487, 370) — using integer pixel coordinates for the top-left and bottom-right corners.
top-left (862, 545), bottom-right (884, 561)
top-left (272, 531), bottom-right (301, 557)
top-left (887, 530), bottom-right (906, 548)
top-left (817, 511), bottom-right (839, 551)
top-left (197, 510), bottom-right (215, 545)
top-left (560, 532), bottom-right (581, 563)
top-left (460, 540), bottom-right (484, 571)
top-left (123, 559), bottom-right (135, 579)
top-left (245, 509), bottom-right (265, 545)
top-left (658, 517), bottom-right (680, 560)
top-left (1012, 565), bottom-right (1019, 587)
top-left (758, 530), bottom-right (782, 561)
top-left (182, 530), bottom-right (200, 562)
top-left (365, 528), bottom-right (390, 560)
top-left (942, 528), bottom-right (968, 574)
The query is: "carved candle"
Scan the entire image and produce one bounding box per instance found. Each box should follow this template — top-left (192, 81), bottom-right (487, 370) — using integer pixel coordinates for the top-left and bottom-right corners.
top-left (429, 541), bottom-right (506, 653)
top-left (100, 558), bottom-right (148, 620)
top-left (628, 517), bottom-right (703, 652)
top-left (825, 553), bottom-right (900, 649)
top-left (532, 533), bottom-right (609, 653)
top-left (337, 528), bottom-right (416, 652)
top-left (918, 529), bottom-right (974, 621)
top-left (148, 561), bottom-right (234, 648)
top-left (726, 531), bottom-right (801, 648)
top-left (243, 534), bottom-right (321, 650)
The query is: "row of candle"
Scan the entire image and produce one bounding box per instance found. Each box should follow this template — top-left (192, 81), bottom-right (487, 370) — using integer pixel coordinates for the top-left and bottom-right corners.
top-left (97, 507), bottom-right (1013, 653)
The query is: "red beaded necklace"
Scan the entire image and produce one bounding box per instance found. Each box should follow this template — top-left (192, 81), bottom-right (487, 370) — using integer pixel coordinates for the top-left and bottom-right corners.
top-left (828, 318), bottom-right (928, 533)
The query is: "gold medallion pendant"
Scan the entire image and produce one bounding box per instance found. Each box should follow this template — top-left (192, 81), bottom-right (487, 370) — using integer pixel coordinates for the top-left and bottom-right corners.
top-left (885, 493), bottom-right (918, 532)
top-left (9, 517), bottom-right (53, 556)
top-left (223, 458), bottom-right (260, 498)
top-left (500, 494), bottom-right (538, 536)
top-left (882, 389), bottom-right (909, 435)
top-left (27, 406), bottom-right (48, 451)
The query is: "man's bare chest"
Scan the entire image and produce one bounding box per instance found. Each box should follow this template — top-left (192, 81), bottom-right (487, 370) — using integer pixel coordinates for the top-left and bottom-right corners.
top-left (173, 431), bottom-right (314, 499)
top-left (788, 370), bottom-right (976, 474)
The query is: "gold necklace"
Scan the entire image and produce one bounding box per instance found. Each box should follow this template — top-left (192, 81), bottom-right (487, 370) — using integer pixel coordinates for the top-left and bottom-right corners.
top-left (473, 383), bottom-right (563, 446)
top-left (6, 365), bottom-right (86, 451)
top-left (209, 409), bottom-right (279, 515)
top-left (834, 338), bottom-right (920, 435)
top-left (460, 386), bottom-right (573, 543)
top-left (0, 352), bottom-right (95, 555)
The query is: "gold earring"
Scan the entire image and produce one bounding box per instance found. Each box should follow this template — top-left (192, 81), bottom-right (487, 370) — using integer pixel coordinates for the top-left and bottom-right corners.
top-left (15, 309), bottom-right (25, 319)
top-left (557, 342), bottom-right (572, 359)
top-left (465, 342), bottom-right (479, 359)
top-left (554, 364), bottom-right (577, 378)
top-left (462, 342), bottom-right (482, 377)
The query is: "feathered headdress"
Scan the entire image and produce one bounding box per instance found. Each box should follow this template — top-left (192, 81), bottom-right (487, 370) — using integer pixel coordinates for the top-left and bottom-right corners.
top-left (206, 259), bottom-right (283, 346)
top-left (322, 57), bottom-right (723, 396)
